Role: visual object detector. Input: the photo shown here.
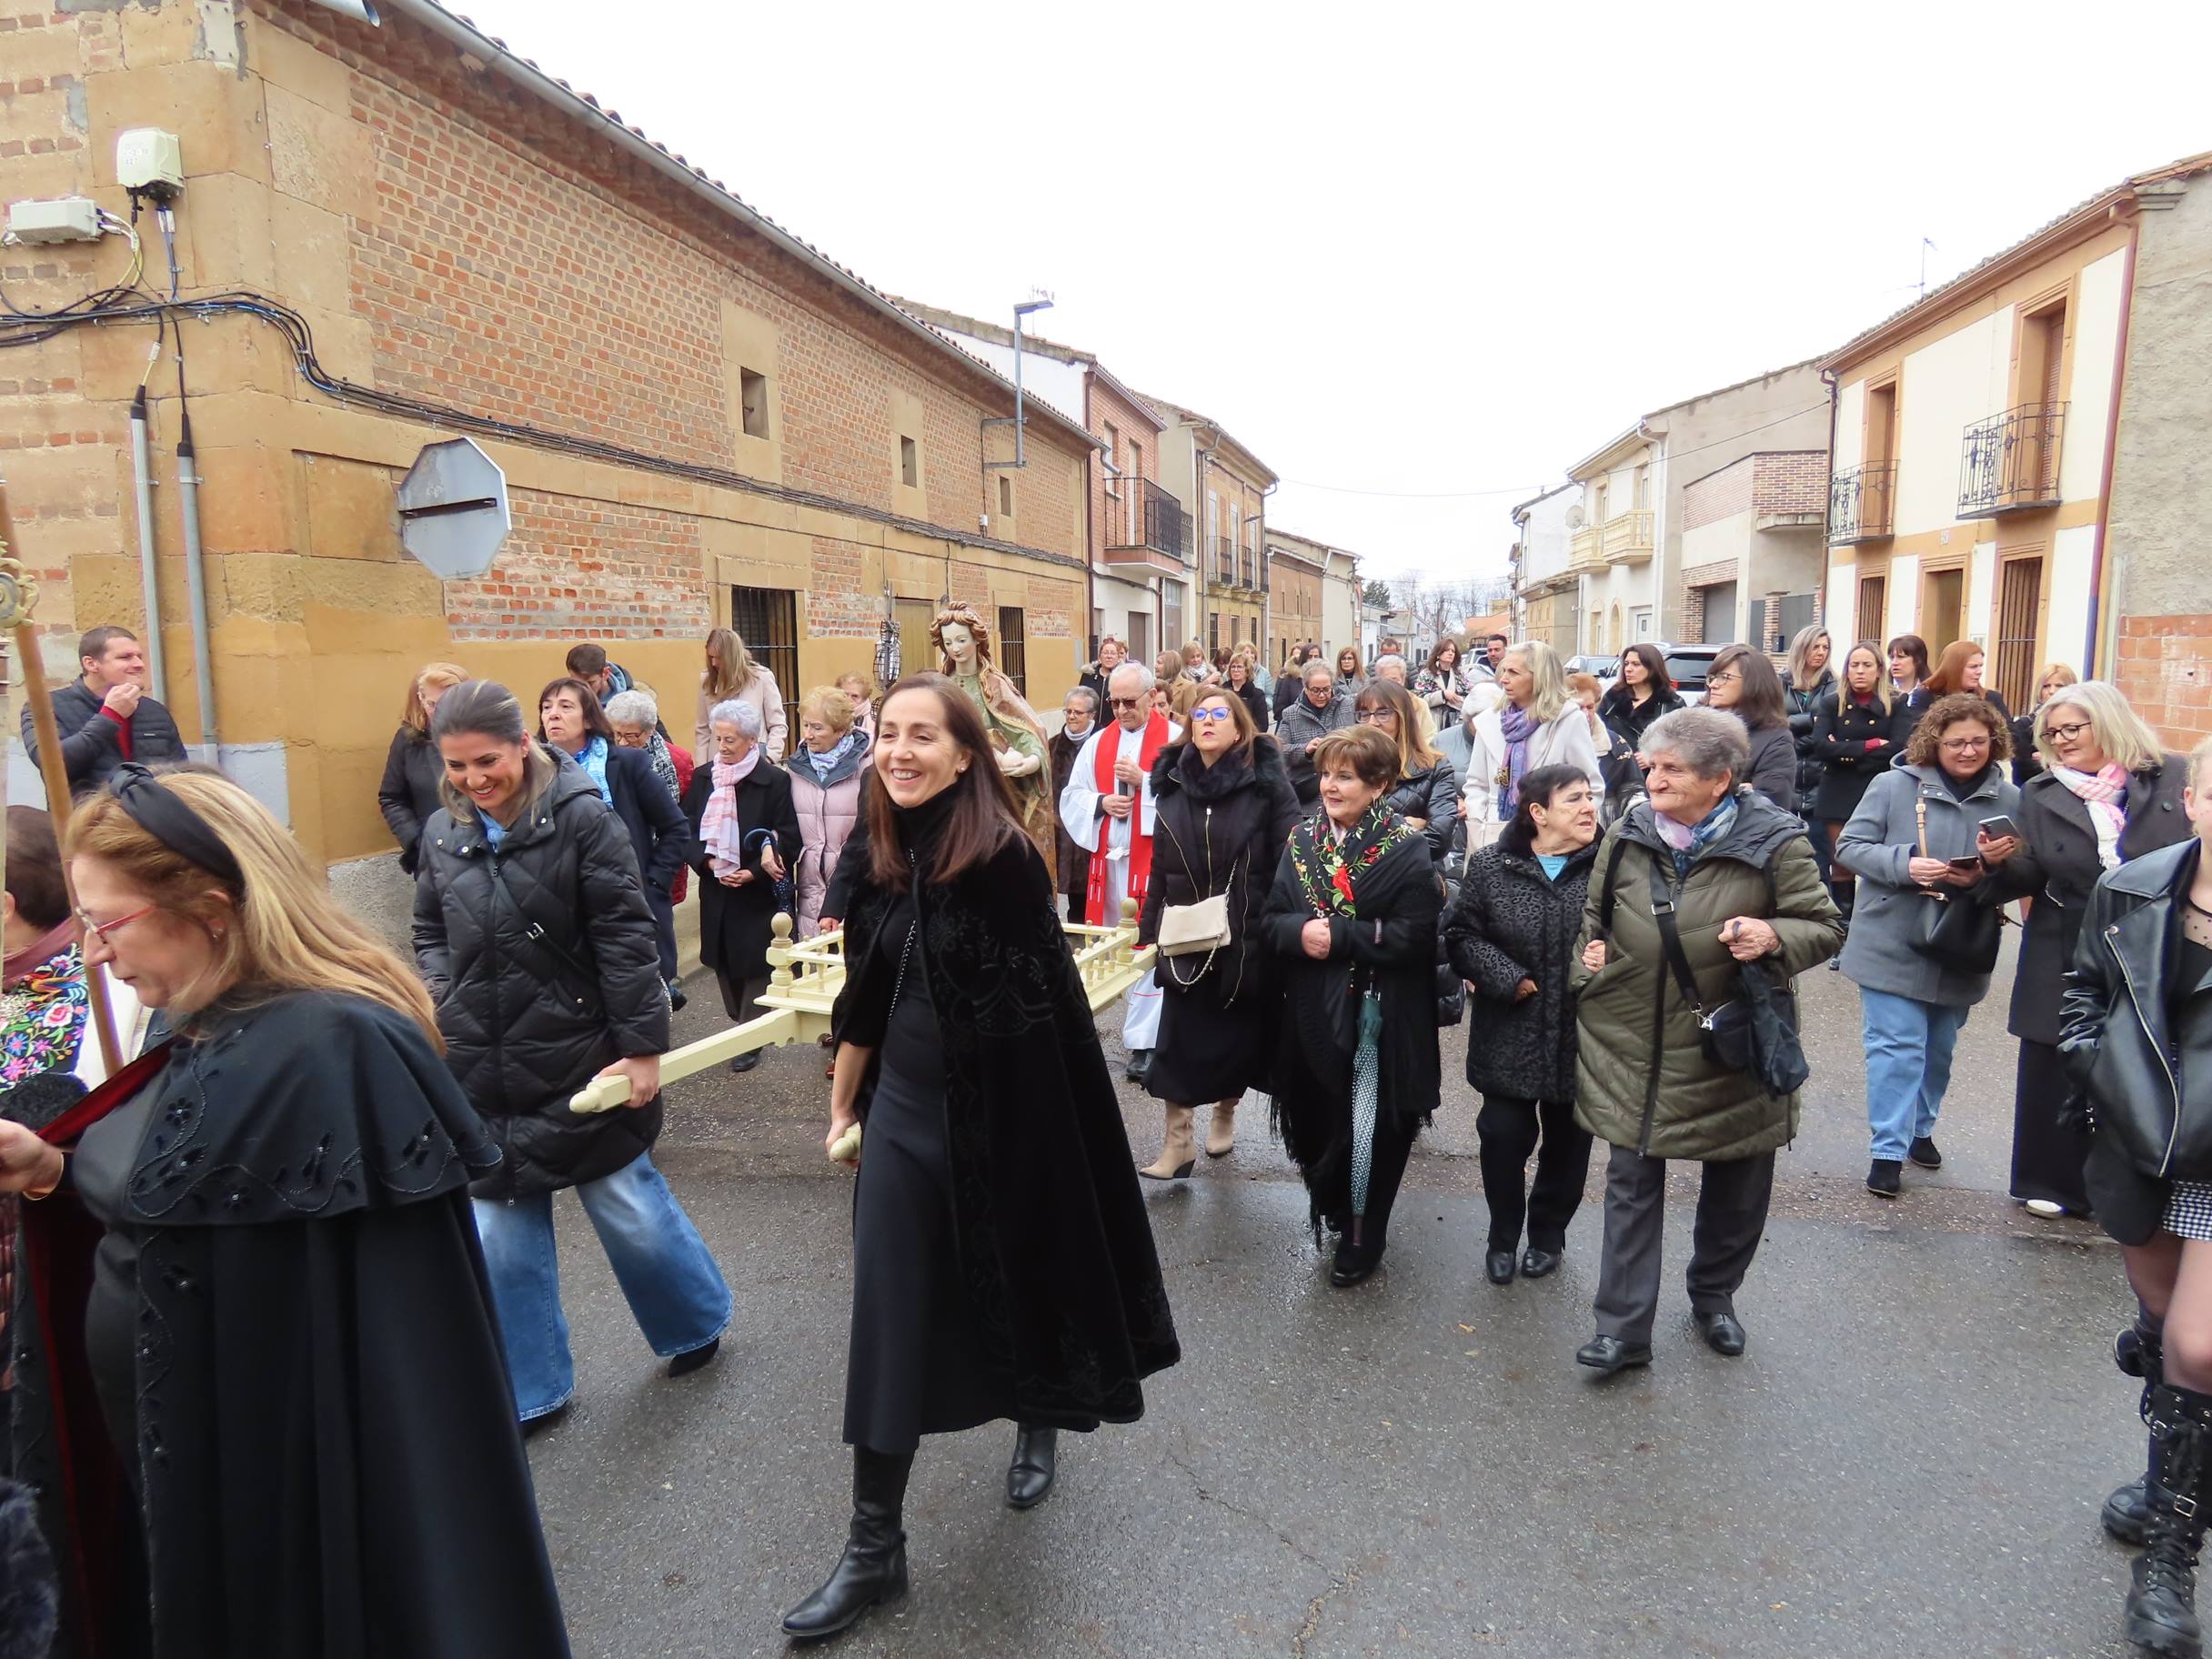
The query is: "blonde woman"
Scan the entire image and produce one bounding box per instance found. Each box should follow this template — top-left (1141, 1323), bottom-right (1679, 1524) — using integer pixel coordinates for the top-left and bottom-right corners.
top-left (0, 764), bottom-right (568, 1655)
top-left (1809, 641), bottom-right (1907, 927)
top-left (836, 669), bottom-right (879, 739)
top-left (378, 659), bottom-right (469, 873)
top-left (2015, 660), bottom-right (2078, 786)
top-left (789, 686), bottom-right (872, 938)
top-left (696, 626), bottom-right (788, 762)
top-left (1462, 640), bottom-right (1603, 840)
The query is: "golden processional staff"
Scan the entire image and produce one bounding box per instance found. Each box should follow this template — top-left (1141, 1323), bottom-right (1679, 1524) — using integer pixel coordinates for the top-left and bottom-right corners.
top-left (0, 478), bottom-right (122, 1077)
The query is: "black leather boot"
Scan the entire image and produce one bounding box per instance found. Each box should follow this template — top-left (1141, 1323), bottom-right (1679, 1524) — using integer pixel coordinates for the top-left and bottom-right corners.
top-left (2109, 1322), bottom-right (2165, 1547)
top-left (2125, 1382), bottom-right (2212, 1658)
top-left (1006, 1424), bottom-right (1057, 1510)
top-left (780, 1446), bottom-right (913, 1640)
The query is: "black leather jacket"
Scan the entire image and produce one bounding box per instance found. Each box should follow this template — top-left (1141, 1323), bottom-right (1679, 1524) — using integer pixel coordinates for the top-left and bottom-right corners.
top-left (2059, 838), bottom-right (2212, 1181)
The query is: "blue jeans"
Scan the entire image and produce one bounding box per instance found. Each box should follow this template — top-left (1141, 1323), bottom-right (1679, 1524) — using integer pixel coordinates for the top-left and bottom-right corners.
top-left (1860, 986), bottom-right (1970, 1162)
top-left (472, 1151), bottom-right (732, 1420)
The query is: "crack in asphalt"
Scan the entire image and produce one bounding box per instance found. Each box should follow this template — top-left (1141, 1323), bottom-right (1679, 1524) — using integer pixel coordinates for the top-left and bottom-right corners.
top-left (1289, 1554), bottom-right (1382, 1659)
top-left (1160, 1433), bottom-right (1320, 1569)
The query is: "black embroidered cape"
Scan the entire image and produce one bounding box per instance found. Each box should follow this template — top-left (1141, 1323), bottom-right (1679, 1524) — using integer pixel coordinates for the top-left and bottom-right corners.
top-left (834, 827), bottom-right (1180, 1430)
top-left (9, 990), bottom-right (569, 1659)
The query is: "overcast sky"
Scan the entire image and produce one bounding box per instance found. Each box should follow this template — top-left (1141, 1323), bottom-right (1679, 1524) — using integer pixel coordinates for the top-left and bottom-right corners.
top-left (440, 0), bottom-right (2209, 586)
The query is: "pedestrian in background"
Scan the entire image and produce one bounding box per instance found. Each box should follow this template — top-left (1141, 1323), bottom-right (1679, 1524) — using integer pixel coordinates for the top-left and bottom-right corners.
top-left (1811, 640), bottom-right (1907, 936)
top-left (789, 675), bottom-right (1177, 1641)
top-left (683, 699), bottom-right (801, 1070)
top-left (1835, 693), bottom-right (2021, 1199)
top-left (1225, 651), bottom-right (1271, 732)
top-left (1445, 763), bottom-right (1601, 1287)
top-left (2014, 661), bottom-right (2078, 787)
top-left (1566, 671), bottom-right (1642, 825)
top-left (4, 762), bottom-right (571, 1656)
top-left (607, 686), bottom-right (697, 1010)
top-left (837, 670), bottom-right (880, 739)
top-left (1080, 635), bottom-right (1126, 708)
top-left (1887, 632), bottom-right (1933, 736)
top-left (418, 681), bottom-right (729, 1424)
top-left (1265, 724), bottom-right (1443, 1288)
top-left (380, 660), bottom-right (470, 875)
top-left (1571, 709), bottom-right (1843, 1373)
top-left (1278, 658), bottom-right (1355, 807)
top-left (1596, 643), bottom-right (1683, 754)
top-left (1923, 639), bottom-right (2012, 727)
top-left (1048, 686), bottom-right (1101, 919)
top-left (1335, 645), bottom-right (1366, 699)
top-left (1703, 645), bottom-right (1796, 811)
top-left (541, 677), bottom-right (691, 995)
top-left (1783, 627), bottom-right (1836, 882)
top-left (1181, 641), bottom-right (1217, 685)
top-left (1136, 687), bottom-right (1299, 1177)
top-left (20, 625), bottom-right (185, 797)
top-left (698, 625), bottom-right (788, 763)
top-left (1354, 678), bottom-right (1460, 865)
top-left (1985, 680), bottom-right (2187, 1221)
top-left (788, 686), bottom-right (874, 940)
top-left (1415, 638), bottom-right (1471, 725)
top-left (2056, 735), bottom-right (2212, 1659)
top-left (1462, 641), bottom-right (1604, 847)
top-left (1273, 644), bottom-right (1312, 720)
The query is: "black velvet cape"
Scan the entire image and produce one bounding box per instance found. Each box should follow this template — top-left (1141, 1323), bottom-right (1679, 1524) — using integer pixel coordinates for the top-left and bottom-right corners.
top-left (833, 818), bottom-right (1180, 1431)
top-left (9, 990), bottom-right (568, 1659)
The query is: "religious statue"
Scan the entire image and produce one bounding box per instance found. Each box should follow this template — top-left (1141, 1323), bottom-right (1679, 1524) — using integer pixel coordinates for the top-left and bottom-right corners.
top-left (930, 604), bottom-right (1056, 860)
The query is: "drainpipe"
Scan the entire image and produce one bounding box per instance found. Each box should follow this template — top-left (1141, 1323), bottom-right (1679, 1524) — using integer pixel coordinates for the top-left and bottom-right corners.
top-left (128, 387), bottom-right (168, 701)
top-left (2083, 206), bottom-right (2141, 680)
top-left (1190, 427), bottom-right (1215, 652)
top-left (1081, 374), bottom-right (1098, 667)
top-left (1820, 367), bottom-right (1840, 635)
top-left (174, 406), bottom-right (218, 759)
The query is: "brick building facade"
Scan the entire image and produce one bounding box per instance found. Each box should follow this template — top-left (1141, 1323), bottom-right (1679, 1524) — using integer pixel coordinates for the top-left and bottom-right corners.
top-left (1676, 450), bottom-right (1828, 649)
top-left (0, 0), bottom-right (1091, 872)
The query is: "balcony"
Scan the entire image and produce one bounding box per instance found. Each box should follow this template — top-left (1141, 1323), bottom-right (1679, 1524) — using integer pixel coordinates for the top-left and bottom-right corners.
top-left (1568, 525), bottom-right (1604, 574)
top-left (1602, 509), bottom-right (1654, 565)
top-left (1827, 462), bottom-right (1896, 544)
top-left (1101, 477), bottom-right (1185, 575)
top-left (1958, 402), bottom-right (2066, 518)
top-left (1208, 536), bottom-right (1262, 593)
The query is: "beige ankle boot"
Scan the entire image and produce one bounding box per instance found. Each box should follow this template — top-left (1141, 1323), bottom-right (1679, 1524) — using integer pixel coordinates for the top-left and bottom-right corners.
top-left (1205, 1097), bottom-right (1237, 1159)
top-left (1139, 1105), bottom-right (1197, 1181)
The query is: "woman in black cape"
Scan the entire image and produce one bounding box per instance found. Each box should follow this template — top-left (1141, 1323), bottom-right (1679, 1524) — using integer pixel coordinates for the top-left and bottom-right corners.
top-left (785, 673), bottom-right (1179, 1642)
top-left (0, 764), bottom-right (567, 1658)
top-left (1264, 722), bottom-right (1443, 1287)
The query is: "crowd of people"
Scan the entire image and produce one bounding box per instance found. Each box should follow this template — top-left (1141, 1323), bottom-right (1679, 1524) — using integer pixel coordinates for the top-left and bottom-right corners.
top-left (5, 611), bottom-right (2209, 1655)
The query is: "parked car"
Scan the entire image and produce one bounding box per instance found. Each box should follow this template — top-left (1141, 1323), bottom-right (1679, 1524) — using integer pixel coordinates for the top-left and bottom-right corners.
top-left (1563, 653), bottom-right (1619, 694)
top-left (1656, 643), bottom-right (1727, 704)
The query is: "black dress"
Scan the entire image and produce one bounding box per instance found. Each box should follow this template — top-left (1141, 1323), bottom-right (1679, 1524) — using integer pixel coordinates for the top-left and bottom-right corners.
top-left (844, 893), bottom-right (1016, 1453)
top-left (1141, 739), bottom-right (1302, 1107)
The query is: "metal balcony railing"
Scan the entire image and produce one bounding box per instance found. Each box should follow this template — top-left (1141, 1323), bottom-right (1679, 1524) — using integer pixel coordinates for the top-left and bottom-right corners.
top-left (1959, 402), bottom-right (2066, 518)
top-left (1212, 535), bottom-right (1242, 587)
top-left (1104, 476), bottom-right (1184, 559)
top-left (1828, 462), bottom-right (1897, 544)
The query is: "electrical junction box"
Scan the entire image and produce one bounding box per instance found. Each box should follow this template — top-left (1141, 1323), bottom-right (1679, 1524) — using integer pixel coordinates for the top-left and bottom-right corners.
top-left (116, 128), bottom-right (185, 197)
top-left (5, 197), bottom-right (102, 245)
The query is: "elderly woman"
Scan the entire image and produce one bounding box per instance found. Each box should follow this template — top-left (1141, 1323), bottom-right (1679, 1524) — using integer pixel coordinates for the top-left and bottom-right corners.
top-left (836, 671), bottom-right (879, 739)
top-left (681, 698), bottom-right (802, 1072)
top-left (1572, 708), bottom-right (1843, 1372)
top-left (2056, 735), bottom-right (2212, 1656)
top-left (608, 686), bottom-right (696, 980)
top-left (1835, 694), bottom-right (2021, 1198)
top-left (1047, 687), bottom-right (1101, 919)
top-left (1354, 678), bottom-right (1460, 865)
top-left (789, 686), bottom-right (874, 939)
top-left (1463, 640), bottom-right (1604, 849)
top-left (378, 660), bottom-right (470, 874)
top-left (1704, 645), bottom-right (1796, 811)
top-left (1264, 724), bottom-right (1443, 1287)
top-left (1983, 681), bottom-right (2189, 1222)
top-left (1277, 658), bottom-right (1356, 807)
top-left (1444, 764), bottom-right (1602, 1286)
top-left (542, 677), bottom-right (692, 996)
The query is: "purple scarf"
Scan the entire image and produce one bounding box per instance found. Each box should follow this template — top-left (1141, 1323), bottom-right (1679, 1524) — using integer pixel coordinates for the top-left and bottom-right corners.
top-left (1499, 703), bottom-right (1538, 812)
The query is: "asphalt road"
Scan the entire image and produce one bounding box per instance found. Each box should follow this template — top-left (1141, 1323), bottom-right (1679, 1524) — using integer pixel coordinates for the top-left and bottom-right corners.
top-left (525, 930), bottom-right (2148, 1657)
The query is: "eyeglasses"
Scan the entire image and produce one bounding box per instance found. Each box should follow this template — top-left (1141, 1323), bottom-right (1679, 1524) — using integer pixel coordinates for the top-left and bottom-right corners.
top-left (1108, 695), bottom-right (1144, 709)
top-left (1190, 706), bottom-right (1235, 723)
top-left (1704, 671), bottom-right (1741, 688)
top-left (76, 902), bottom-right (156, 944)
top-left (1354, 709), bottom-right (1396, 724)
top-left (1938, 737), bottom-right (1992, 754)
top-left (2046, 719), bottom-right (2094, 743)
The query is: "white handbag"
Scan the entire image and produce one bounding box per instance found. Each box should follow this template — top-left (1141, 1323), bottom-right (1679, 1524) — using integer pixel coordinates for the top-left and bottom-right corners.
top-left (1158, 890), bottom-right (1232, 957)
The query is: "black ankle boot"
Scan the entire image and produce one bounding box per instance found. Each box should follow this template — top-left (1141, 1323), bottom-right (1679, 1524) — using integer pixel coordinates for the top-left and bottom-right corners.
top-left (1006, 1424), bottom-right (1057, 1510)
top-left (2126, 1382), bottom-right (2212, 1658)
top-left (780, 1446), bottom-right (913, 1640)
top-left (2109, 1322), bottom-right (2166, 1547)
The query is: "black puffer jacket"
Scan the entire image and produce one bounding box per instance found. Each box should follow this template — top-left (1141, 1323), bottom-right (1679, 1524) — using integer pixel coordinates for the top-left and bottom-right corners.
top-left (1783, 668), bottom-right (1835, 799)
top-left (413, 753), bottom-right (670, 1199)
top-left (1139, 736), bottom-right (1302, 996)
top-left (1445, 832), bottom-right (1600, 1101)
top-left (1382, 757), bottom-right (1462, 864)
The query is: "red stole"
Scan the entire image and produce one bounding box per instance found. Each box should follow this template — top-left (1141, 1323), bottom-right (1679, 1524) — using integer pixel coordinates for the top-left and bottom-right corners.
top-left (1084, 713), bottom-right (1170, 925)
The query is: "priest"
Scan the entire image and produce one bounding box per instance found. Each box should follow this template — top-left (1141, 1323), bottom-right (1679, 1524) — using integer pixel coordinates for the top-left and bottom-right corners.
top-left (1060, 662), bottom-right (1181, 1083)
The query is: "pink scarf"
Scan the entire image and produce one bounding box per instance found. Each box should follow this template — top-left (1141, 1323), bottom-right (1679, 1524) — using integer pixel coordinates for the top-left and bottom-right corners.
top-left (701, 750), bottom-right (759, 874)
top-left (2052, 761), bottom-right (2129, 870)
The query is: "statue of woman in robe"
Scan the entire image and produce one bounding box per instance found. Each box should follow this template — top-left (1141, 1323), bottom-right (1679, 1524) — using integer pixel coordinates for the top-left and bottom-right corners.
top-left (930, 604), bottom-right (1055, 860)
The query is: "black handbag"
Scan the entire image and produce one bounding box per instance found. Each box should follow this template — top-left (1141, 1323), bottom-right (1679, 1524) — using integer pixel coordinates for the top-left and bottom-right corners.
top-left (1906, 799), bottom-right (2004, 975)
top-left (1636, 846), bottom-right (1811, 1099)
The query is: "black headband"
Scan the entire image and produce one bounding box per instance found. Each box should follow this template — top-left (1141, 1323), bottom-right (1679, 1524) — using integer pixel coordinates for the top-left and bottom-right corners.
top-left (106, 764), bottom-right (246, 890)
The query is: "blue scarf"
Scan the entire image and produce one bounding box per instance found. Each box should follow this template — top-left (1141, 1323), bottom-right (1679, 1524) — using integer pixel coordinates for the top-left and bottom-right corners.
top-left (789, 726), bottom-right (865, 785)
top-left (572, 734), bottom-right (612, 805)
top-left (1654, 795), bottom-right (1738, 882)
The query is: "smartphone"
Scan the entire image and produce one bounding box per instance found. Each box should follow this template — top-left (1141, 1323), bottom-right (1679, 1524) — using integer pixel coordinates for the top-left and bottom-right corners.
top-left (1979, 814), bottom-right (2019, 840)
top-left (1946, 855), bottom-right (1983, 870)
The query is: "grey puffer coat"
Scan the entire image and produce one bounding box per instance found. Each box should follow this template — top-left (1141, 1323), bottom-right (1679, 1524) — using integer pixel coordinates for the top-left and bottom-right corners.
top-left (1275, 689), bottom-right (1354, 804)
top-left (414, 753), bottom-right (671, 1199)
top-left (1445, 832), bottom-right (1600, 1101)
top-left (1572, 793), bottom-right (1843, 1160)
top-left (1835, 762), bottom-right (2020, 1008)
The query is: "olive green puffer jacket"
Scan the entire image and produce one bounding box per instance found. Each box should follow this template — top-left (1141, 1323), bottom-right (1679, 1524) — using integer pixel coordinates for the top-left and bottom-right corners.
top-left (1571, 792), bottom-right (1844, 1161)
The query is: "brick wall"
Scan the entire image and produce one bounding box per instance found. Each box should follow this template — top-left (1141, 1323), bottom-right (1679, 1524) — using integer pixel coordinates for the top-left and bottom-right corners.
top-left (1682, 458), bottom-right (1755, 532)
top-left (1090, 376), bottom-right (1161, 554)
top-left (2117, 615), bottom-right (2212, 745)
top-left (444, 491), bottom-right (707, 640)
top-left (1752, 451), bottom-right (1828, 516)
